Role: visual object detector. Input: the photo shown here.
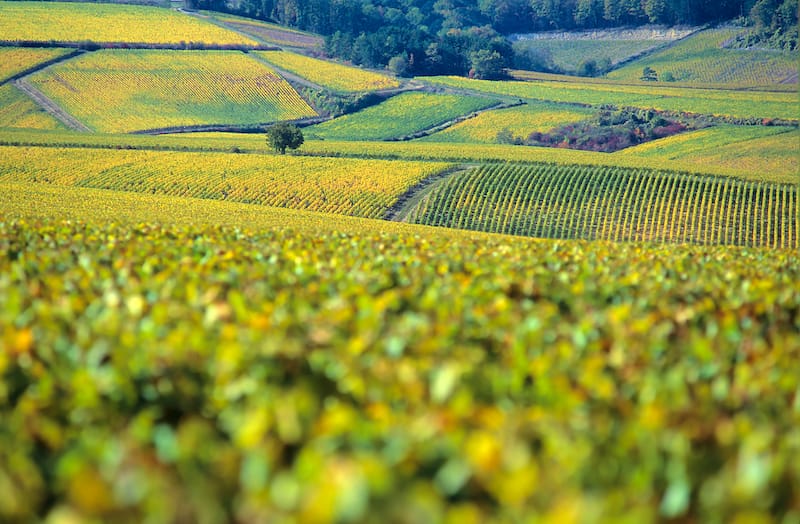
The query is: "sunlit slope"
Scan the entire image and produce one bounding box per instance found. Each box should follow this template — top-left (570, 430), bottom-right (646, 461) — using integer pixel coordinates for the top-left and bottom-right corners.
top-left (2, 182), bottom-right (799, 522)
top-left (0, 47), bottom-right (74, 82)
top-left (306, 92), bottom-right (498, 141)
top-left (0, 2), bottom-right (259, 46)
top-left (1, 128), bottom-right (795, 184)
top-left (424, 76), bottom-right (798, 121)
top-left (407, 163), bottom-right (798, 248)
top-left (256, 50), bottom-right (400, 92)
top-left (607, 28), bottom-right (798, 86)
top-left (26, 50), bottom-right (316, 132)
top-left (617, 126), bottom-right (800, 183)
top-left (0, 146), bottom-right (451, 219)
top-left (0, 84), bottom-right (66, 130)
top-left (421, 101), bottom-right (594, 143)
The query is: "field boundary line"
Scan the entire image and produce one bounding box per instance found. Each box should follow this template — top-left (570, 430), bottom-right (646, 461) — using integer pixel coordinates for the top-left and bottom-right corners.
top-left (0, 49), bottom-right (84, 87)
top-left (13, 78), bottom-right (91, 132)
top-left (385, 99), bottom-right (525, 141)
top-left (130, 115), bottom-right (330, 135)
top-left (0, 40), bottom-right (279, 51)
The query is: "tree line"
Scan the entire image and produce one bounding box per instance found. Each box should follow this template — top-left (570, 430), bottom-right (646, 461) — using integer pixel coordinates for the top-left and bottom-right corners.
top-left (187, 0), bottom-right (798, 76)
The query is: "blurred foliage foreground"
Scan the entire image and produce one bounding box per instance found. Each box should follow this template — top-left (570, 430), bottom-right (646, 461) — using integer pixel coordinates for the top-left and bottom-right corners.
top-left (1, 217), bottom-right (799, 523)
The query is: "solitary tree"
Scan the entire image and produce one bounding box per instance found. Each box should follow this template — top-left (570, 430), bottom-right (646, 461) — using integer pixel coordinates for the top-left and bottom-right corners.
top-left (266, 122), bottom-right (304, 154)
top-left (640, 66), bottom-right (658, 81)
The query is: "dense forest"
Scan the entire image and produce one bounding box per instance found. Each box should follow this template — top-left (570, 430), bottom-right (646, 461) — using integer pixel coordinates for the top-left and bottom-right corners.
top-left (188, 0), bottom-right (799, 76)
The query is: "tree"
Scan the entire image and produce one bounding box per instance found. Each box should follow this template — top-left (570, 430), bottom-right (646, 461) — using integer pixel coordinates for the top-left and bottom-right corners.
top-left (388, 53), bottom-right (411, 77)
top-left (640, 66), bottom-right (658, 81)
top-left (267, 123), bottom-right (304, 154)
top-left (469, 49), bottom-right (507, 79)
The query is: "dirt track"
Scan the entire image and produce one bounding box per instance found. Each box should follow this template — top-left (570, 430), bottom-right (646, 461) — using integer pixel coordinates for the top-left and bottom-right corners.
top-left (13, 79), bottom-right (92, 132)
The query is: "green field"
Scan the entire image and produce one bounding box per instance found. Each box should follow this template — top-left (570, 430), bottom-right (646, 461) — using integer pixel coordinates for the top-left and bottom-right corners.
top-left (407, 163), bottom-right (798, 248)
top-left (421, 101), bottom-right (594, 143)
top-left (26, 50), bottom-right (316, 132)
top-left (306, 91), bottom-right (498, 141)
top-left (2, 183), bottom-right (799, 522)
top-left (607, 28), bottom-right (799, 86)
top-left (0, 84), bottom-right (66, 130)
top-left (618, 126), bottom-right (800, 183)
top-left (514, 38), bottom-right (666, 74)
top-left (424, 76), bottom-right (799, 121)
top-left (0, 2), bottom-right (259, 46)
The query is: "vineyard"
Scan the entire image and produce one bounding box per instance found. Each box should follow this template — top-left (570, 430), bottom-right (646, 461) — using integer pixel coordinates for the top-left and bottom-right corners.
top-left (27, 50), bottom-right (316, 133)
top-left (0, 2), bottom-right (258, 46)
top-left (306, 92), bottom-right (498, 141)
top-left (618, 126), bottom-right (800, 183)
top-left (420, 101), bottom-right (593, 143)
top-left (207, 12), bottom-right (324, 49)
top-left (0, 124), bottom-right (794, 184)
top-left (256, 50), bottom-right (400, 92)
top-left (0, 48), bottom-right (73, 83)
top-left (424, 76), bottom-right (800, 120)
top-left (0, 84), bottom-right (65, 131)
top-left (607, 28), bottom-right (799, 86)
top-left (407, 163), bottom-right (799, 248)
top-left (2, 182), bottom-right (800, 522)
top-left (0, 145), bottom-right (451, 219)
top-left (1, 1), bottom-right (799, 521)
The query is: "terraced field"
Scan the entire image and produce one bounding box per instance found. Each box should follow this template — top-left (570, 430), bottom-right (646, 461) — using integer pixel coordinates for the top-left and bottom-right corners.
top-left (26, 50), bottom-right (316, 132)
top-left (0, 2), bottom-right (258, 46)
top-left (256, 50), bottom-right (400, 92)
top-left (607, 28), bottom-right (799, 86)
top-left (306, 92), bottom-right (498, 141)
top-left (0, 145), bottom-right (450, 218)
top-left (407, 163), bottom-right (798, 248)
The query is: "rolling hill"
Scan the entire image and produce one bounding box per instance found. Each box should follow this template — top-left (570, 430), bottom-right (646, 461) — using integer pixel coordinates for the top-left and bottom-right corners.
top-left (0, 2), bottom-right (798, 522)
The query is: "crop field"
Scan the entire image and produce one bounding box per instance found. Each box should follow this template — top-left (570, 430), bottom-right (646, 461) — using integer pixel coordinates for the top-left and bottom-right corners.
top-left (27, 50), bottom-right (317, 133)
top-left (421, 101), bottom-right (594, 143)
top-left (0, 48), bottom-right (74, 83)
top-left (306, 92), bottom-right (498, 141)
top-left (1, 126), bottom-right (793, 184)
top-left (0, 2), bottom-right (259, 46)
top-left (407, 163), bottom-right (798, 248)
top-left (618, 126), bottom-right (800, 184)
top-left (424, 76), bottom-right (799, 121)
top-left (0, 84), bottom-right (65, 131)
top-left (607, 28), bottom-right (799, 86)
top-left (256, 50), bottom-right (400, 92)
top-left (2, 182), bottom-right (800, 522)
top-left (207, 12), bottom-right (324, 49)
top-left (0, 145), bottom-right (451, 218)
top-left (513, 38), bottom-right (666, 74)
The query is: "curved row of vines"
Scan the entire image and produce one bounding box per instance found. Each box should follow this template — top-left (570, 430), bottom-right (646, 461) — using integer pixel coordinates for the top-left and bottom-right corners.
top-left (408, 164), bottom-right (798, 248)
